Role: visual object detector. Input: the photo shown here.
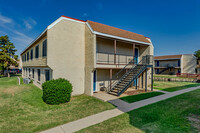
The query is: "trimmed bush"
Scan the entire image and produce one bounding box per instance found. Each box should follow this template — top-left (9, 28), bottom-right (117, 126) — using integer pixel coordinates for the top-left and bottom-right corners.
top-left (42, 78), bottom-right (72, 105)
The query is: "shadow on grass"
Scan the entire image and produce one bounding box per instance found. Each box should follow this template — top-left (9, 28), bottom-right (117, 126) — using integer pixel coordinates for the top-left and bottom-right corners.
top-left (126, 89), bottom-right (200, 133)
top-left (120, 91), bottom-right (165, 103)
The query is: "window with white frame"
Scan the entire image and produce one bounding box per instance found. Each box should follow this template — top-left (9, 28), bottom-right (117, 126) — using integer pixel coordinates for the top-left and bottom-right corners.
top-left (42, 39), bottom-right (47, 57)
top-left (37, 69), bottom-right (40, 81)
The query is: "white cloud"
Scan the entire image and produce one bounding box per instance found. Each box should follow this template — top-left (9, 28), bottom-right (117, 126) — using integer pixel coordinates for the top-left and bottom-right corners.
top-left (82, 13), bottom-right (88, 17)
top-left (23, 17), bottom-right (37, 30)
top-left (0, 13), bottom-right (13, 23)
top-left (12, 31), bottom-right (33, 46)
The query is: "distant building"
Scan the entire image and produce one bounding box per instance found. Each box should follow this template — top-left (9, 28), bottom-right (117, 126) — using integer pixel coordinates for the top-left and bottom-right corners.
top-left (154, 54), bottom-right (196, 75)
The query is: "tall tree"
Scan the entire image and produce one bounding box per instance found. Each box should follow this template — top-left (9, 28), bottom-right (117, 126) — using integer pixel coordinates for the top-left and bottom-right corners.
top-left (194, 49), bottom-right (200, 60)
top-left (0, 35), bottom-right (18, 77)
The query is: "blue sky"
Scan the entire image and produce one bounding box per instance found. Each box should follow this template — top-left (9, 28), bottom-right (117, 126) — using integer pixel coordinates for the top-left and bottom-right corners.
top-left (0, 0), bottom-right (200, 56)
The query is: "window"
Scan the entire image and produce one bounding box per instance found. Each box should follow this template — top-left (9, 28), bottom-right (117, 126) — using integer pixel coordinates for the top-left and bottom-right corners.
top-left (32, 69), bottom-right (34, 79)
top-left (178, 60), bottom-right (181, 67)
top-left (45, 70), bottom-right (50, 81)
top-left (27, 52), bottom-right (29, 61)
top-left (37, 69), bottom-right (40, 81)
top-left (35, 45), bottom-right (39, 58)
top-left (25, 54), bottom-right (26, 62)
top-left (42, 39), bottom-right (47, 57)
top-left (156, 61), bottom-right (159, 67)
top-left (31, 49), bottom-right (33, 60)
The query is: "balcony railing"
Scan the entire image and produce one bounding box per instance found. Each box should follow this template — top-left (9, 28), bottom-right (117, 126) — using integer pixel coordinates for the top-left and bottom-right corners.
top-left (155, 64), bottom-right (180, 68)
top-left (96, 52), bottom-right (137, 64)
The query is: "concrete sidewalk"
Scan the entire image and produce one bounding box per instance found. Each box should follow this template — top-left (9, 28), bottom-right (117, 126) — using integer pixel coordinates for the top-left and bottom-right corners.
top-left (40, 86), bottom-right (200, 133)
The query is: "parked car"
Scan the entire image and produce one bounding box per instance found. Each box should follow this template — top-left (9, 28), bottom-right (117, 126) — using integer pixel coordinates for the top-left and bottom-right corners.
top-left (11, 69), bottom-right (22, 74)
top-left (4, 69), bottom-right (22, 75)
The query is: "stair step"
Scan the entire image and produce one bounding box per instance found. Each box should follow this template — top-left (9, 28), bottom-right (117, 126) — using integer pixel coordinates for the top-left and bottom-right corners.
top-left (116, 84), bottom-right (126, 88)
top-left (108, 91), bottom-right (118, 96)
top-left (114, 86), bottom-right (124, 90)
top-left (111, 89), bottom-right (118, 93)
top-left (118, 81), bottom-right (130, 84)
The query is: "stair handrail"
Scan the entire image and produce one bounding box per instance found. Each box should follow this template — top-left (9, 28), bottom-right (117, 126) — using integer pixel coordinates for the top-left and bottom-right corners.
top-left (106, 55), bottom-right (153, 92)
top-left (117, 65), bottom-right (147, 96)
top-left (106, 57), bottom-right (137, 92)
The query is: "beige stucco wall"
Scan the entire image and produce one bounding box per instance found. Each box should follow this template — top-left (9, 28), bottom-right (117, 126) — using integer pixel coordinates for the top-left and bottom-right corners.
top-left (84, 24), bottom-right (96, 96)
top-left (21, 36), bottom-right (47, 67)
top-left (181, 55), bottom-right (197, 74)
top-left (47, 19), bottom-right (85, 95)
top-left (139, 44), bottom-right (153, 87)
top-left (96, 38), bottom-right (115, 54)
top-left (139, 44), bottom-right (153, 61)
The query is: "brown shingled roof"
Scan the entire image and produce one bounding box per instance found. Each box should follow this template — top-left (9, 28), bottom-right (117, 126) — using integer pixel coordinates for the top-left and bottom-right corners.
top-left (87, 20), bottom-right (150, 43)
top-left (154, 55), bottom-right (182, 60)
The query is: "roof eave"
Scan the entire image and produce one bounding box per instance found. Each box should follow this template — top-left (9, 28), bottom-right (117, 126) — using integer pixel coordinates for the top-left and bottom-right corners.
top-left (93, 31), bottom-right (152, 45)
top-left (20, 28), bottom-right (47, 55)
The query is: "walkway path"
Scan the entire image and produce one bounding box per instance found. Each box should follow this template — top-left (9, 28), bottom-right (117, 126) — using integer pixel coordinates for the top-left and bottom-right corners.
top-left (40, 86), bottom-right (200, 133)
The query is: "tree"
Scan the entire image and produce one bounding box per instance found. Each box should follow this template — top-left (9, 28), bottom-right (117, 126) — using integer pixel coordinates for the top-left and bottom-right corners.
top-left (194, 49), bottom-right (200, 60)
top-left (0, 35), bottom-right (18, 77)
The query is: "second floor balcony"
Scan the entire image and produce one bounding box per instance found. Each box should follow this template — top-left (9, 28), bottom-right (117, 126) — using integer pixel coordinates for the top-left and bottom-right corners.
top-left (96, 52), bottom-right (138, 65)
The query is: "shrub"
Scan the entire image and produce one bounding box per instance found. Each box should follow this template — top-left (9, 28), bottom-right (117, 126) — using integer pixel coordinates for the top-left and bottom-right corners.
top-left (42, 78), bottom-right (73, 105)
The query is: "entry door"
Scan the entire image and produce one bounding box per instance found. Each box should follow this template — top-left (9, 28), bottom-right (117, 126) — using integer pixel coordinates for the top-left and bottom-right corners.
top-left (93, 71), bottom-right (96, 92)
top-left (135, 48), bottom-right (139, 64)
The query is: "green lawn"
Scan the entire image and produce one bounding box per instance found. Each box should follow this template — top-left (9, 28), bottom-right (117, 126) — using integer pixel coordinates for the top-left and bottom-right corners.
top-left (0, 76), bottom-right (115, 133)
top-left (77, 89), bottom-right (200, 133)
top-left (154, 81), bottom-right (200, 92)
top-left (120, 92), bottom-right (164, 103)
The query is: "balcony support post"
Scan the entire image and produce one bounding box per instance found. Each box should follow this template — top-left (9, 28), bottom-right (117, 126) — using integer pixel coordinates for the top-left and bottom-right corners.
top-left (145, 69), bottom-right (147, 92)
top-left (142, 72), bottom-right (144, 88)
top-left (151, 66), bottom-right (153, 91)
top-left (136, 78), bottom-right (138, 90)
top-left (133, 43), bottom-right (135, 64)
top-left (114, 40), bottom-right (117, 64)
top-left (110, 69), bottom-right (112, 90)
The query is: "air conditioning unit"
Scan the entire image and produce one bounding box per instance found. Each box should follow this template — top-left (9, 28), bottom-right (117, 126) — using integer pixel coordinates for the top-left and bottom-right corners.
top-left (23, 78), bottom-right (31, 84)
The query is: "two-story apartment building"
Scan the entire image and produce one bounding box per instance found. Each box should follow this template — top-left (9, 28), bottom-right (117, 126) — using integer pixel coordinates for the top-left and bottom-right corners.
top-left (21, 15), bottom-right (154, 96)
top-left (154, 54), bottom-right (196, 75)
